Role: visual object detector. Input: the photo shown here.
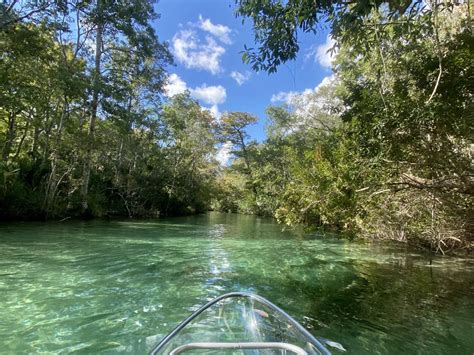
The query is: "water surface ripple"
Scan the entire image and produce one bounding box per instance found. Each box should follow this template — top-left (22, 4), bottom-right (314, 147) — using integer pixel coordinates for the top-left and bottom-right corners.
top-left (0, 213), bottom-right (473, 354)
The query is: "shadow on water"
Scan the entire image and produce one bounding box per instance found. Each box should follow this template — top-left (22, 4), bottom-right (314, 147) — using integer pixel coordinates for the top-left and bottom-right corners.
top-left (0, 212), bottom-right (473, 354)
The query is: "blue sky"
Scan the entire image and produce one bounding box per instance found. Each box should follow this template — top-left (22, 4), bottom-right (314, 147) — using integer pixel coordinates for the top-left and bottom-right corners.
top-left (154, 0), bottom-right (335, 144)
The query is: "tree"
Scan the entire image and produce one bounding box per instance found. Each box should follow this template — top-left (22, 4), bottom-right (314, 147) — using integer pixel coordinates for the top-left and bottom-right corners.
top-left (0, 2), bottom-right (182, 220)
top-left (160, 93), bottom-right (219, 215)
top-left (332, 5), bottom-right (473, 251)
top-left (228, 0), bottom-right (473, 251)
top-left (220, 112), bottom-right (257, 175)
top-left (234, 0), bottom-right (453, 73)
top-left (77, 0), bottom-right (172, 214)
top-left (0, 23), bottom-right (87, 217)
top-left (0, 0), bottom-right (66, 29)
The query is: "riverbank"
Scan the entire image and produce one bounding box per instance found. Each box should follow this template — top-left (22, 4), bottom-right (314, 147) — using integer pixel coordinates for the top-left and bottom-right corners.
top-left (1, 206), bottom-right (472, 255)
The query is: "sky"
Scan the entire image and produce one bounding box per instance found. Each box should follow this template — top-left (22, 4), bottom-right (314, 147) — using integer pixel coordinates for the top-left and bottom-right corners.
top-left (153, 0), bottom-right (335, 147)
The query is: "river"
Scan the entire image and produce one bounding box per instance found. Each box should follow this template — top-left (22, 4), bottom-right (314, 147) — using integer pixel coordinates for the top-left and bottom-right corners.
top-left (0, 213), bottom-right (472, 354)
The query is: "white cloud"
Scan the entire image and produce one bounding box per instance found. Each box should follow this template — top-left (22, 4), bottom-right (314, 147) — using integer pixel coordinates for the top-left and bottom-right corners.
top-left (269, 75), bottom-right (341, 132)
top-left (230, 71), bottom-right (251, 86)
top-left (271, 88), bottom-right (314, 104)
top-left (164, 73), bottom-right (188, 97)
top-left (163, 74), bottom-right (226, 121)
top-left (216, 141), bottom-right (233, 166)
top-left (171, 16), bottom-right (232, 75)
top-left (306, 36), bottom-right (337, 69)
top-left (271, 75), bottom-right (337, 105)
top-left (270, 75), bottom-right (340, 123)
top-left (172, 29), bottom-right (225, 74)
top-left (190, 84), bottom-right (227, 106)
top-left (198, 15), bottom-right (232, 44)
top-left (314, 75), bottom-right (338, 94)
top-left (206, 104), bottom-right (221, 120)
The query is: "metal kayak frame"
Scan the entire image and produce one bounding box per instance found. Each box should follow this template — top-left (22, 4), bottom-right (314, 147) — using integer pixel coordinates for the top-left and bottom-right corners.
top-left (150, 292), bottom-right (331, 355)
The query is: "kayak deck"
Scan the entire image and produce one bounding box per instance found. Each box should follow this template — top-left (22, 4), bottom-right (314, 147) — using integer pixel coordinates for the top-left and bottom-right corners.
top-left (151, 292), bottom-right (331, 354)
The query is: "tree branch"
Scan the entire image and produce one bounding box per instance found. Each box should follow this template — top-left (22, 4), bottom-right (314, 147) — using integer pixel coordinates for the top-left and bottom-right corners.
top-left (1, 3), bottom-right (51, 28)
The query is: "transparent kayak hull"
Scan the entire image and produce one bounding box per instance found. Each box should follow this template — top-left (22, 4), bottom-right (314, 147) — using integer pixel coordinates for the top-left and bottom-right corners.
top-left (151, 292), bottom-right (331, 355)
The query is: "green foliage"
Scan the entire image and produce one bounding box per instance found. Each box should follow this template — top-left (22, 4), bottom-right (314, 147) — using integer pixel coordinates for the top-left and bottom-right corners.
top-left (215, 3), bottom-right (473, 252)
top-left (235, 0), bottom-right (456, 73)
top-left (211, 170), bottom-right (247, 213)
top-left (220, 112), bottom-right (258, 148)
top-left (0, 4), bottom-right (218, 220)
top-left (160, 93), bottom-right (219, 215)
top-left (1, 0), bottom-right (472, 254)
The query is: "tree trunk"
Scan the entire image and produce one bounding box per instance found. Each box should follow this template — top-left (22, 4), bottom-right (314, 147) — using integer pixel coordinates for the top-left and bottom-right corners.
top-left (44, 99), bottom-right (68, 215)
top-left (31, 125), bottom-right (40, 160)
top-left (2, 111), bottom-right (16, 163)
top-left (40, 118), bottom-right (52, 170)
top-left (237, 129), bottom-right (258, 197)
top-left (13, 116), bottom-right (30, 159)
top-left (81, 0), bottom-right (103, 213)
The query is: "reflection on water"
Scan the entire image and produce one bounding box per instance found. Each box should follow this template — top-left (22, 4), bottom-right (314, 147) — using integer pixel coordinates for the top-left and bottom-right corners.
top-left (0, 212), bottom-right (473, 354)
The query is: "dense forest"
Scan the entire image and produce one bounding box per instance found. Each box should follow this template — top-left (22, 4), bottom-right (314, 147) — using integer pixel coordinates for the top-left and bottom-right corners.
top-left (1, 0), bottom-right (472, 253)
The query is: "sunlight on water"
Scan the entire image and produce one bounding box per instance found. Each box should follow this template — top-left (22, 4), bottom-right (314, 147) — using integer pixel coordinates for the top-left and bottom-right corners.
top-left (0, 213), bottom-right (473, 354)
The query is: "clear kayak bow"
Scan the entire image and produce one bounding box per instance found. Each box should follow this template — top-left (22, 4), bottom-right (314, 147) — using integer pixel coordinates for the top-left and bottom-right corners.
top-left (151, 292), bottom-right (331, 355)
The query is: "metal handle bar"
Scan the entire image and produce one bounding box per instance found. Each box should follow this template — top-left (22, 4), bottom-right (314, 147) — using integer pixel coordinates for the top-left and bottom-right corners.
top-left (170, 341), bottom-right (308, 354)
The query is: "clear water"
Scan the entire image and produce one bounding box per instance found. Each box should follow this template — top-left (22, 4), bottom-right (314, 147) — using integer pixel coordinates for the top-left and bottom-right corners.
top-left (0, 213), bottom-right (472, 354)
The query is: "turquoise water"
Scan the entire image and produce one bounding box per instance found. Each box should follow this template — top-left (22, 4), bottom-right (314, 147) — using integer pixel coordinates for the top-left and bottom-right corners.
top-left (0, 213), bottom-right (473, 354)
